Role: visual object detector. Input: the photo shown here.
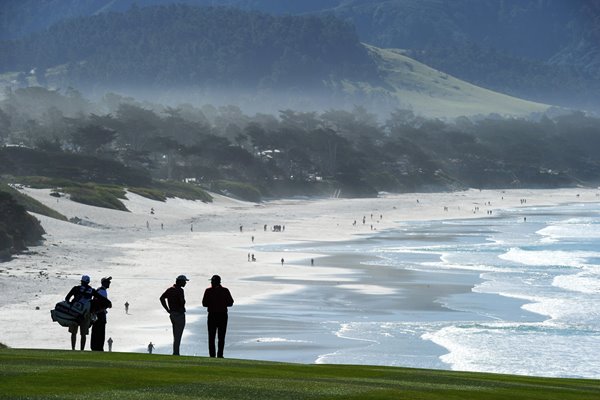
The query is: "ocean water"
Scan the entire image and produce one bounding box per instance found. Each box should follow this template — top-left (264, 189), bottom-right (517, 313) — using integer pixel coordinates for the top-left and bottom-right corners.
top-left (216, 203), bottom-right (600, 378)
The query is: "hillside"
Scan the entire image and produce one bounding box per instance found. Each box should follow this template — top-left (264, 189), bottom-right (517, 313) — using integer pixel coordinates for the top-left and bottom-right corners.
top-left (2, 0), bottom-right (598, 113)
top-left (0, 5), bottom-right (379, 92)
top-left (0, 4), bottom-right (553, 118)
top-left (349, 45), bottom-right (548, 118)
top-left (0, 0), bottom-right (341, 40)
top-left (329, 0), bottom-right (600, 112)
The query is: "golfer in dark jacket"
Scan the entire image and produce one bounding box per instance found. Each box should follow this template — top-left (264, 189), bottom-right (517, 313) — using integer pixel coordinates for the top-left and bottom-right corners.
top-left (90, 276), bottom-right (112, 351)
top-left (202, 275), bottom-right (234, 358)
top-left (160, 275), bottom-right (189, 355)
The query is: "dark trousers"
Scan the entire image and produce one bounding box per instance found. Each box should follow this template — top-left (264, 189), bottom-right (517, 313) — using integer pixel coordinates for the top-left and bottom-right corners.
top-left (207, 312), bottom-right (228, 357)
top-left (90, 313), bottom-right (106, 351)
top-left (170, 312), bottom-right (186, 355)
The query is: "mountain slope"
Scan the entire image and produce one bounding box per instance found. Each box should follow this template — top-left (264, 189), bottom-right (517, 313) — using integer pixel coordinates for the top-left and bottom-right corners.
top-left (0, 4), bottom-right (550, 118)
top-left (2, 0), bottom-right (597, 112)
top-left (0, 5), bottom-right (379, 91)
top-left (3, 0), bottom-right (596, 69)
top-left (327, 0), bottom-right (600, 111)
top-left (360, 45), bottom-right (548, 118)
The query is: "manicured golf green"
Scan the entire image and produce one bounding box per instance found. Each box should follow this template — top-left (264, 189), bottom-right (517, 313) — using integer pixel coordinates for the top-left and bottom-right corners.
top-left (0, 349), bottom-right (598, 399)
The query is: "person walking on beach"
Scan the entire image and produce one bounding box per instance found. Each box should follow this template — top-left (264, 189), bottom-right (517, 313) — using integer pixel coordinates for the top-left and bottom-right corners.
top-left (65, 275), bottom-right (97, 351)
top-left (91, 276), bottom-right (112, 351)
top-left (202, 275), bottom-right (234, 358)
top-left (160, 275), bottom-right (189, 355)
top-left (124, 301), bottom-right (129, 314)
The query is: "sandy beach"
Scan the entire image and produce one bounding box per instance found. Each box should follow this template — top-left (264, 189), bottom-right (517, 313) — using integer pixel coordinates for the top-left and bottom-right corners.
top-left (1, 187), bottom-right (598, 361)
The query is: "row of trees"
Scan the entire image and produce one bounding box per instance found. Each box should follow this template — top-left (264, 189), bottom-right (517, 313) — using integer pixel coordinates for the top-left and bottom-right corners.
top-left (2, 87), bottom-right (600, 198)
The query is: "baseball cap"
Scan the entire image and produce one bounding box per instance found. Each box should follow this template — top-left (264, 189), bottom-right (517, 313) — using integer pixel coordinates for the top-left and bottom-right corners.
top-left (176, 275), bottom-right (189, 281)
top-left (81, 275), bottom-right (91, 283)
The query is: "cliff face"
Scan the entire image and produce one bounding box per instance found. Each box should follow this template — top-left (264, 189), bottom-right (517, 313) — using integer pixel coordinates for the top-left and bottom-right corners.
top-left (0, 191), bottom-right (45, 260)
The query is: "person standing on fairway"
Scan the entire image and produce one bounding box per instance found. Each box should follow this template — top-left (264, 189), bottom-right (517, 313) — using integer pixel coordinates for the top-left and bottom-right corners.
top-left (90, 276), bottom-right (112, 351)
top-left (65, 275), bottom-right (97, 351)
top-left (202, 275), bottom-right (234, 358)
top-left (160, 275), bottom-right (189, 355)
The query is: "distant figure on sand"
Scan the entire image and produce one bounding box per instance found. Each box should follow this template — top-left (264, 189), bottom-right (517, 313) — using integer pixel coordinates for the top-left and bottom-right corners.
top-left (202, 275), bottom-right (234, 358)
top-left (91, 276), bottom-right (113, 351)
top-left (107, 337), bottom-right (113, 352)
top-left (160, 275), bottom-right (189, 355)
top-left (311, 258), bottom-right (314, 266)
top-left (65, 275), bottom-right (98, 351)
top-left (124, 301), bottom-right (129, 314)
top-left (281, 258), bottom-right (285, 266)
top-left (148, 342), bottom-right (155, 354)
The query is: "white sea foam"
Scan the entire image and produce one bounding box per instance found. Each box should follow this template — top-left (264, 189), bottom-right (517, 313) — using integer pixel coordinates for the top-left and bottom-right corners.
top-left (552, 268), bottom-right (600, 294)
top-left (422, 322), bottom-right (600, 378)
top-left (498, 248), bottom-right (599, 267)
top-left (537, 218), bottom-right (600, 241)
top-left (522, 296), bottom-right (600, 328)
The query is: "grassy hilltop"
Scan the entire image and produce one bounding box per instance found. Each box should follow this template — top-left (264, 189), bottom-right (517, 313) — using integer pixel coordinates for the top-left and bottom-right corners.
top-left (0, 349), bottom-right (598, 399)
top-left (358, 45), bottom-right (549, 118)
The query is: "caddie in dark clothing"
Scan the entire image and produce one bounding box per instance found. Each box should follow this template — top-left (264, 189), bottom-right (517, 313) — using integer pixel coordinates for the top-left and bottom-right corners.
top-left (65, 275), bottom-right (98, 351)
top-left (202, 275), bottom-right (234, 358)
top-left (160, 275), bottom-right (189, 355)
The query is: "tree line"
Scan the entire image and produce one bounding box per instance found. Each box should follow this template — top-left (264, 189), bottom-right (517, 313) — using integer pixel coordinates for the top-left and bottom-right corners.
top-left (2, 87), bottom-right (600, 199)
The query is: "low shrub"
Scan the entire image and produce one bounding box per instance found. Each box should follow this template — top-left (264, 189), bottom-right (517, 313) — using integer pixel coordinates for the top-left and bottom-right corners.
top-left (213, 180), bottom-right (262, 202)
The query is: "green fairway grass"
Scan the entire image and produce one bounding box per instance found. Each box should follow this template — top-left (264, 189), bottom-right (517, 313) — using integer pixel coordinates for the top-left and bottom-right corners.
top-left (0, 349), bottom-right (598, 399)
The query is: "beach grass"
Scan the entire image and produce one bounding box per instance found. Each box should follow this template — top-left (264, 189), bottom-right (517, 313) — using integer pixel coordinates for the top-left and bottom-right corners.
top-left (0, 349), bottom-right (598, 399)
top-left (0, 182), bottom-right (68, 221)
top-left (3, 176), bottom-right (213, 212)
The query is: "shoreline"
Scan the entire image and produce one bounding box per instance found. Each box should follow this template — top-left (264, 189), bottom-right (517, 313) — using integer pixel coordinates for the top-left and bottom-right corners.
top-left (216, 248), bottom-right (483, 366)
top-left (0, 187), bottom-right (598, 359)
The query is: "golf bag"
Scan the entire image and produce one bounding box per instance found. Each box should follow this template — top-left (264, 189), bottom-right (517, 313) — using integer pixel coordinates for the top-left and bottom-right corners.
top-left (50, 300), bottom-right (88, 327)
